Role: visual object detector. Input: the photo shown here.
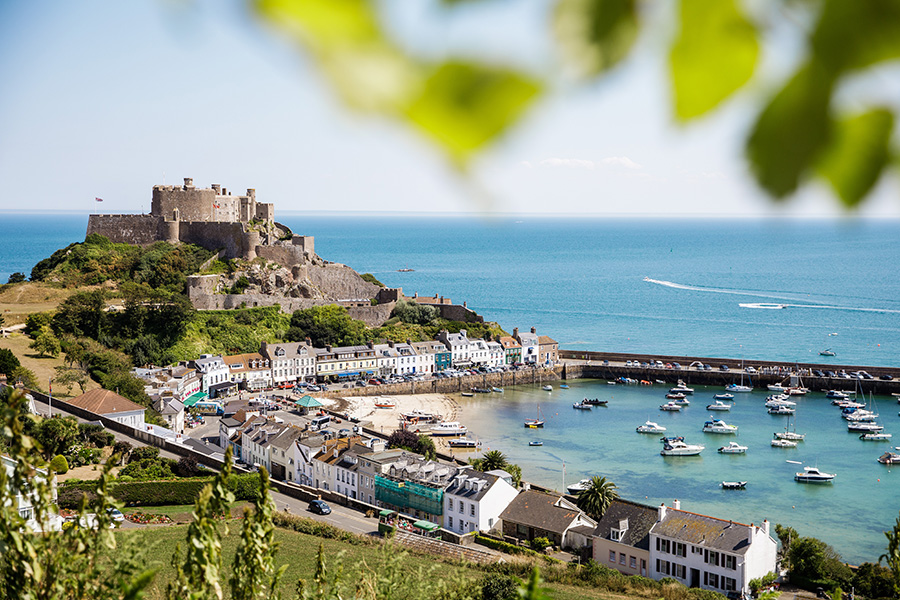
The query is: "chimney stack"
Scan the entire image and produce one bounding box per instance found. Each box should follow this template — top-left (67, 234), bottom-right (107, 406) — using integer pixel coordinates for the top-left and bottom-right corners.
top-left (658, 503), bottom-right (667, 521)
top-left (531, 326), bottom-right (536, 334)
top-left (513, 328), bottom-right (519, 338)
top-left (673, 499), bottom-right (681, 510)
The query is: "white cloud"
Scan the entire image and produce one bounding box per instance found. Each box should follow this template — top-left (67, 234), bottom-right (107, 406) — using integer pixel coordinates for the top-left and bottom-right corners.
top-left (600, 156), bottom-right (642, 170)
top-left (539, 158), bottom-right (596, 169)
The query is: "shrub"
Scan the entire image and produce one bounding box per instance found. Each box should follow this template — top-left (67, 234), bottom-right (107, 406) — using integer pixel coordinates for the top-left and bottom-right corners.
top-left (271, 511), bottom-right (377, 546)
top-left (531, 536), bottom-right (551, 551)
top-left (49, 455), bottom-right (69, 474)
top-left (480, 573), bottom-right (519, 600)
top-left (128, 446), bottom-right (160, 463)
top-left (225, 473), bottom-right (263, 501)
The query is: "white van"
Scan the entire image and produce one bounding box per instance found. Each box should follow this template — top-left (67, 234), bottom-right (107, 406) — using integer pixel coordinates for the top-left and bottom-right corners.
top-left (310, 415), bottom-right (331, 431)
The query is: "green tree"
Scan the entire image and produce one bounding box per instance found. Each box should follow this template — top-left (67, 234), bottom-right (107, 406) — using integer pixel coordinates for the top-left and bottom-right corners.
top-left (23, 312), bottom-right (52, 337)
top-left (881, 511), bottom-right (900, 599)
top-left (776, 523), bottom-right (799, 570)
top-left (392, 300), bottom-right (439, 326)
top-left (99, 370), bottom-right (151, 408)
top-left (54, 364), bottom-right (89, 395)
top-left (789, 536), bottom-right (852, 587)
top-left (287, 305), bottom-right (368, 347)
top-left (35, 415), bottom-right (79, 458)
top-left (480, 450), bottom-right (509, 472)
top-left (574, 475), bottom-right (619, 521)
top-left (10, 366), bottom-right (39, 391)
top-left (6, 272), bottom-right (25, 284)
top-left (49, 454), bottom-right (69, 474)
top-left (852, 562), bottom-right (894, 600)
top-left (30, 326), bottom-right (61, 358)
top-left (52, 289), bottom-right (108, 340)
top-left (0, 348), bottom-right (20, 377)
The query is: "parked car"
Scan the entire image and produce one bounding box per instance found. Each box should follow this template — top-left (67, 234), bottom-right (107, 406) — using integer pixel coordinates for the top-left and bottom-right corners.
top-left (719, 365), bottom-right (729, 371)
top-left (107, 508), bottom-right (125, 523)
top-left (813, 369), bottom-right (825, 377)
top-left (672, 362), bottom-right (682, 370)
top-left (745, 366), bottom-right (756, 373)
top-left (824, 370), bottom-right (836, 377)
top-left (308, 500), bottom-right (331, 515)
top-left (879, 374), bottom-right (893, 380)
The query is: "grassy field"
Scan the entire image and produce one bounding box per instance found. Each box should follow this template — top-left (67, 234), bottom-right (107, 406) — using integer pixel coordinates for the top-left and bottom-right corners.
top-left (0, 331), bottom-right (99, 396)
top-left (117, 522), bottom-right (643, 600)
top-left (0, 282), bottom-right (83, 326)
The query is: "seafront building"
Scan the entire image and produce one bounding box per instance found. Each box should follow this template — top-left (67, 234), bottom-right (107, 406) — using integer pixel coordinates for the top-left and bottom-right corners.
top-left (442, 468), bottom-right (518, 535)
top-left (513, 327), bottom-right (540, 364)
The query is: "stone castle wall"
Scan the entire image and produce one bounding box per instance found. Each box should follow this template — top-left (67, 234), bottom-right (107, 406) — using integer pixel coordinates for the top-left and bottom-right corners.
top-left (177, 221), bottom-right (249, 259)
top-left (86, 214), bottom-right (162, 246)
top-left (307, 263), bottom-right (380, 300)
top-left (255, 244), bottom-right (308, 269)
top-left (435, 304), bottom-right (483, 323)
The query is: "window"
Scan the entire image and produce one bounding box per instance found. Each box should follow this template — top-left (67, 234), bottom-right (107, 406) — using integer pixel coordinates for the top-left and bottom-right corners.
top-left (610, 529), bottom-right (622, 542)
top-left (449, 517), bottom-right (453, 528)
top-left (470, 504), bottom-right (475, 517)
top-left (656, 560), bottom-right (670, 576)
top-left (704, 572), bottom-right (719, 588)
top-left (629, 556), bottom-right (637, 569)
top-left (674, 564), bottom-right (686, 579)
top-left (609, 550), bottom-right (616, 563)
top-left (656, 538), bottom-right (671, 554)
top-left (724, 578), bottom-right (737, 592)
top-left (641, 559), bottom-right (647, 575)
top-left (448, 499), bottom-right (453, 511)
top-left (459, 502), bottom-right (464, 514)
top-left (673, 542), bottom-right (687, 557)
top-left (619, 553), bottom-right (626, 565)
top-left (724, 555), bottom-right (736, 570)
top-left (488, 518), bottom-right (494, 528)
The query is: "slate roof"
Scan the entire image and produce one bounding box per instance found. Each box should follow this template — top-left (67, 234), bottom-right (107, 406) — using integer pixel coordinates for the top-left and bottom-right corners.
top-left (593, 498), bottom-right (659, 551)
top-left (537, 335), bottom-right (557, 346)
top-left (68, 389), bottom-right (146, 416)
top-left (500, 490), bottom-right (591, 535)
top-left (652, 509), bottom-right (754, 555)
top-left (444, 471), bottom-right (501, 502)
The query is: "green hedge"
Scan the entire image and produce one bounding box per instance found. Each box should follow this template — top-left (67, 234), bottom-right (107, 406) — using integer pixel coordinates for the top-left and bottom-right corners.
top-left (57, 473), bottom-right (262, 508)
top-left (473, 534), bottom-right (544, 558)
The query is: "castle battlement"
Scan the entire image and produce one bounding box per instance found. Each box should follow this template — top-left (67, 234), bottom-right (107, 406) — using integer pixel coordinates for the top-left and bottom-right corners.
top-left (87, 177), bottom-right (312, 261)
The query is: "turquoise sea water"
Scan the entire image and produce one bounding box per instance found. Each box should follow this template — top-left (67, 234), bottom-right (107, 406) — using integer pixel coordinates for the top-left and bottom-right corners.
top-left (2, 212), bottom-right (899, 562)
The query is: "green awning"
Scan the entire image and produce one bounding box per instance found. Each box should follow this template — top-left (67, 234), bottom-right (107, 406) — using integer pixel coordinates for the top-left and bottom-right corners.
top-left (183, 392), bottom-right (209, 407)
top-left (379, 509), bottom-right (394, 517)
top-left (295, 395), bottom-right (323, 408)
top-left (413, 520), bottom-right (439, 531)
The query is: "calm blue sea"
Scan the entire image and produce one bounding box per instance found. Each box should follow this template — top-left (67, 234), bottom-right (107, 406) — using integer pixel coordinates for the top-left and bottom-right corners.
top-left (2, 212), bottom-right (899, 562)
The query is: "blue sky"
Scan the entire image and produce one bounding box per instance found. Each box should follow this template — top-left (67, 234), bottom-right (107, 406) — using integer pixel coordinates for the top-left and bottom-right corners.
top-left (1, 0), bottom-right (896, 218)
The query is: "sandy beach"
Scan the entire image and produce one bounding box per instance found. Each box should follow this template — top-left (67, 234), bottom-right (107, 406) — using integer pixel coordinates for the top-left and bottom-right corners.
top-left (336, 393), bottom-right (465, 449)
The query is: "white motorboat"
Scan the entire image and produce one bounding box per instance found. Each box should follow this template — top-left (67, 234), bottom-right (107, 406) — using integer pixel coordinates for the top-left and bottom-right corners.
top-left (794, 466), bottom-right (835, 483)
top-left (566, 479), bottom-right (591, 495)
top-left (726, 383), bottom-right (753, 393)
top-left (721, 481), bottom-right (747, 489)
top-left (702, 418), bottom-right (738, 434)
top-left (835, 400), bottom-right (865, 409)
top-left (572, 401), bottom-right (592, 410)
top-left (878, 451), bottom-right (900, 464)
top-left (771, 439), bottom-right (798, 448)
top-left (636, 421), bottom-right (667, 434)
top-left (673, 397), bottom-right (691, 406)
top-left (767, 384), bottom-right (785, 392)
top-left (660, 440), bottom-right (704, 456)
top-left (786, 387), bottom-right (809, 396)
top-left (860, 432), bottom-right (892, 441)
top-left (670, 381), bottom-right (694, 394)
top-left (447, 438), bottom-right (479, 448)
top-left (765, 395), bottom-right (795, 407)
top-left (827, 390), bottom-right (850, 400)
top-left (844, 410), bottom-right (877, 421)
top-left (666, 392), bottom-right (687, 400)
top-left (768, 406), bottom-right (795, 415)
top-left (717, 442), bottom-right (748, 454)
top-left (848, 421), bottom-right (884, 432)
top-left (659, 401), bottom-right (682, 411)
top-left (430, 421), bottom-right (468, 436)
top-left (542, 385), bottom-right (553, 391)
top-left (713, 393), bottom-right (734, 400)
top-left (706, 400), bottom-right (732, 411)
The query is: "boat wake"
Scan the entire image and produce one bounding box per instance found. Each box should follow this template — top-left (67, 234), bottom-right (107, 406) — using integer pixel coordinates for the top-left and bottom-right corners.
top-left (644, 277), bottom-right (900, 314)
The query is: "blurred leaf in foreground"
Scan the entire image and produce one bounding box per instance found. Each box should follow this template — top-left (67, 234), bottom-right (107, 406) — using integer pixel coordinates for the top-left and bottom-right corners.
top-left (670, 0), bottom-right (758, 121)
top-left (553, 0), bottom-right (638, 77)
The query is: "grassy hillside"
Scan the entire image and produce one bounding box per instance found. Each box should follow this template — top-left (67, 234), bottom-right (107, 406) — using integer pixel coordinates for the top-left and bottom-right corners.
top-left (117, 521), bottom-right (662, 600)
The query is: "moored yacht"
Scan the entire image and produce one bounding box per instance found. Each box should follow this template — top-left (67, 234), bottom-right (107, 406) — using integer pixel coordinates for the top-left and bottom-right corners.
top-left (848, 421), bottom-right (884, 432)
top-left (566, 479), bottom-right (591, 495)
top-left (670, 381), bottom-right (694, 394)
top-left (726, 383), bottom-right (753, 393)
top-left (768, 405), bottom-right (795, 415)
top-left (827, 390), bottom-right (850, 400)
top-left (430, 421), bottom-right (468, 436)
top-left (713, 393), bottom-right (734, 400)
top-left (702, 418), bottom-right (739, 434)
top-left (660, 440), bottom-right (705, 456)
top-left (717, 441), bottom-right (748, 454)
top-left (878, 451), bottom-right (900, 464)
top-left (636, 421), bottom-right (667, 434)
top-left (771, 438), bottom-right (798, 448)
top-left (706, 400), bottom-right (732, 411)
top-left (659, 401), bottom-right (682, 411)
top-left (794, 466), bottom-right (835, 483)
top-left (860, 432), bottom-right (892, 441)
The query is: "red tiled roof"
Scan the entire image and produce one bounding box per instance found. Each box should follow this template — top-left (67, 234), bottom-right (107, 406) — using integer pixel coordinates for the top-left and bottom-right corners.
top-left (68, 389), bottom-right (145, 416)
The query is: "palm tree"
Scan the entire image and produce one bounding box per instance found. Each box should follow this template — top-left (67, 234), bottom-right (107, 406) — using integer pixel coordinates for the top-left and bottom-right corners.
top-left (480, 450), bottom-right (509, 472)
top-left (575, 476), bottom-right (618, 521)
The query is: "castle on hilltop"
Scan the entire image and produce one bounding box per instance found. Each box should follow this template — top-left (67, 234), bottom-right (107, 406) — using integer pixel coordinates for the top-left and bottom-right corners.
top-left (86, 177), bottom-right (313, 262)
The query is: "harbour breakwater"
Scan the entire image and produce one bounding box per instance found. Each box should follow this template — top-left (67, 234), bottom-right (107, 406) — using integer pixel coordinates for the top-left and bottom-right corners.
top-left (559, 350), bottom-right (900, 394)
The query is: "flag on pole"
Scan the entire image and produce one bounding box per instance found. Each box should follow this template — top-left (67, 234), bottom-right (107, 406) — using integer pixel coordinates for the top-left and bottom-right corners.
top-left (95, 197), bottom-right (104, 202)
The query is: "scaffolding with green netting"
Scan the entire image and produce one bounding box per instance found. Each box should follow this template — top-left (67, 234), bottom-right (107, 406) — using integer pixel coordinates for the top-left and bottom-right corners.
top-left (374, 475), bottom-right (444, 516)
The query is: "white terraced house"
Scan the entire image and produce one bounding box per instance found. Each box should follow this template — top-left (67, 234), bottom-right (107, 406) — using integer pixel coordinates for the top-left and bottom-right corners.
top-left (191, 354), bottom-right (232, 396)
top-left (437, 329), bottom-right (474, 369)
top-left (261, 341), bottom-right (316, 385)
top-left (442, 468), bottom-right (518, 535)
top-left (649, 501), bottom-right (777, 596)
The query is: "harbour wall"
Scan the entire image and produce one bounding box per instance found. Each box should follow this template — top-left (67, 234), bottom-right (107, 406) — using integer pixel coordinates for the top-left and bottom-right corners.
top-left (558, 350), bottom-right (900, 394)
